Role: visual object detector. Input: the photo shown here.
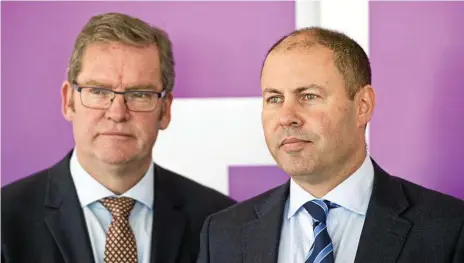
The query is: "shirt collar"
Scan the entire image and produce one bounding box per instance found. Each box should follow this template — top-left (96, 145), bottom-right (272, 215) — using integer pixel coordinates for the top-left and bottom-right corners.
top-left (70, 150), bottom-right (154, 209)
top-left (287, 154), bottom-right (374, 219)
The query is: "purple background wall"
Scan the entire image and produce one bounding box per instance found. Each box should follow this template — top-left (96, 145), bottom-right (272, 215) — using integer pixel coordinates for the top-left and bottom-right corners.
top-left (370, 1), bottom-right (464, 200)
top-left (229, 166), bottom-right (289, 202)
top-left (2, 1), bottom-right (464, 201)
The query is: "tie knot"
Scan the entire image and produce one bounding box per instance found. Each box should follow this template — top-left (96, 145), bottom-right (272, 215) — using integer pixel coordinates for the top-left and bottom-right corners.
top-left (303, 199), bottom-right (338, 223)
top-left (100, 197), bottom-right (136, 218)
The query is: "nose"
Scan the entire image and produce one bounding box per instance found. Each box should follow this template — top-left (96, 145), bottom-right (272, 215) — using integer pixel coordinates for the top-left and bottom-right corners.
top-left (105, 94), bottom-right (129, 122)
top-left (279, 101), bottom-right (303, 128)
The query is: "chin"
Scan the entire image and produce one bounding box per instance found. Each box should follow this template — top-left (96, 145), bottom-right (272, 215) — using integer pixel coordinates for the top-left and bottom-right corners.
top-left (277, 155), bottom-right (318, 177)
top-left (95, 146), bottom-right (140, 165)
top-left (98, 153), bottom-right (135, 165)
top-left (282, 166), bottom-right (314, 177)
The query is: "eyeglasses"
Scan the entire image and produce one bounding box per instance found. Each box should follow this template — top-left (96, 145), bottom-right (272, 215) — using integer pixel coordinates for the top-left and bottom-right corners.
top-left (72, 83), bottom-right (166, 112)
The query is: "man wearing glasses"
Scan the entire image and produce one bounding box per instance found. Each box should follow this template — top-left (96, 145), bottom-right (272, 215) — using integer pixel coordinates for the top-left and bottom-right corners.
top-left (1, 12), bottom-right (235, 263)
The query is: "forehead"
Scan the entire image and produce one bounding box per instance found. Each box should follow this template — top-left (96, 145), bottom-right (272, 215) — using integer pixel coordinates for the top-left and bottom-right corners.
top-left (261, 46), bottom-right (341, 91)
top-left (77, 42), bottom-right (161, 87)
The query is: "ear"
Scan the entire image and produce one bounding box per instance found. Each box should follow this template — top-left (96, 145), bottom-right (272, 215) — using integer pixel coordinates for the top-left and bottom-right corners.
top-left (61, 81), bottom-right (75, 122)
top-left (356, 85), bottom-right (376, 128)
top-left (158, 92), bottom-right (173, 130)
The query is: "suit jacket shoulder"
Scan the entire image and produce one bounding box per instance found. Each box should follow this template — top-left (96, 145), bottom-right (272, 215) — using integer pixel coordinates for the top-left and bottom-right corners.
top-left (150, 164), bottom-right (237, 263)
top-left (197, 182), bottom-right (289, 263)
top-left (369, 160), bottom-right (464, 220)
top-left (205, 181), bottom-right (289, 226)
top-left (2, 163), bottom-right (61, 223)
top-left (354, 160), bottom-right (464, 263)
top-left (389, 173), bottom-right (464, 216)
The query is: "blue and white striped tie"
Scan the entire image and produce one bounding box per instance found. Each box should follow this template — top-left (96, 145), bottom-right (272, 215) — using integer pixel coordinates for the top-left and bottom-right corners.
top-left (303, 199), bottom-right (339, 263)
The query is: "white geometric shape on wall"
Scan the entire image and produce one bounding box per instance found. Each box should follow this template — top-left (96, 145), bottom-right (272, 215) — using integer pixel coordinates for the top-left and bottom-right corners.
top-left (152, 98), bottom-right (276, 195)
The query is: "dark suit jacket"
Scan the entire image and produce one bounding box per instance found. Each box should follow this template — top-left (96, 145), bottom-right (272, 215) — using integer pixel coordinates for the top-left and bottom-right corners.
top-left (197, 160), bottom-right (464, 263)
top-left (1, 151), bottom-right (236, 263)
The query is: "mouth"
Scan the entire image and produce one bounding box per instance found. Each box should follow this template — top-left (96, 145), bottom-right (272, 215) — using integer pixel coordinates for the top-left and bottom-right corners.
top-left (280, 137), bottom-right (311, 151)
top-left (99, 132), bottom-right (133, 138)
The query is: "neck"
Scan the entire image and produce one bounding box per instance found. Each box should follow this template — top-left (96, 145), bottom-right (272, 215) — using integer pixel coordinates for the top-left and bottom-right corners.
top-left (75, 150), bottom-right (152, 195)
top-left (293, 143), bottom-right (367, 198)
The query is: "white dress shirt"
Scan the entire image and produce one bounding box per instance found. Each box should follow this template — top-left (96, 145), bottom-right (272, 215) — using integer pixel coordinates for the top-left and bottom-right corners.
top-left (70, 151), bottom-right (154, 263)
top-left (277, 155), bottom-right (374, 263)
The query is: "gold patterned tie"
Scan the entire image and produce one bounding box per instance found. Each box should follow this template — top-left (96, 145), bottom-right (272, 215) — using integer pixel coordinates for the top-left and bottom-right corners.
top-left (100, 197), bottom-right (138, 263)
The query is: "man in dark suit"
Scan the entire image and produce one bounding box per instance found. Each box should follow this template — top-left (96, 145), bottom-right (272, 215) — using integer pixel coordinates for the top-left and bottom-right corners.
top-left (2, 12), bottom-right (235, 263)
top-left (197, 27), bottom-right (464, 263)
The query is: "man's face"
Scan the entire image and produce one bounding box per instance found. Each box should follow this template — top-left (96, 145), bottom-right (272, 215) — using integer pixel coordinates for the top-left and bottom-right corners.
top-left (261, 45), bottom-right (369, 181)
top-left (62, 42), bottom-right (172, 165)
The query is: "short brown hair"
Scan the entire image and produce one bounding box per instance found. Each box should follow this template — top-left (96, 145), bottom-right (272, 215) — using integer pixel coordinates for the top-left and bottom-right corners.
top-left (264, 27), bottom-right (371, 100)
top-left (67, 12), bottom-right (175, 93)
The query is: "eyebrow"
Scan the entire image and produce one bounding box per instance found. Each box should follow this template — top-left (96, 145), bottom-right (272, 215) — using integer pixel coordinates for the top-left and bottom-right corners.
top-left (125, 85), bottom-right (159, 91)
top-left (79, 80), bottom-right (112, 88)
top-left (79, 80), bottom-right (159, 91)
top-left (263, 84), bottom-right (325, 95)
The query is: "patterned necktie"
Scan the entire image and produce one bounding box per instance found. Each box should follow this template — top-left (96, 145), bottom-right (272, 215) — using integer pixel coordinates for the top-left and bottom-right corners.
top-left (303, 199), bottom-right (339, 263)
top-left (100, 197), bottom-right (138, 263)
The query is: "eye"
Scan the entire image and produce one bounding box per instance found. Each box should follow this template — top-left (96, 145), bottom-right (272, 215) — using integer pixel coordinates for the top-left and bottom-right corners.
top-left (266, 96), bottom-right (283, 104)
top-left (302, 94), bottom-right (319, 100)
top-left (89, 88), bottom-right (111, 95)
top-left (132, 92), bottom-right (148, 98)
top-left (128, 91), bottom-right (155, 100)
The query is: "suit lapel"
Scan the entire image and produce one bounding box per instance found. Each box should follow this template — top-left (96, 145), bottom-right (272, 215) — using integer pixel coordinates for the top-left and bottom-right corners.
top-left (242, 181), bottom-right (289, 263)
top-left (150, 165), bottom-right (187, 263)
top-left (44, 152), bottom-right (95, 263)
top-left (354, 160), bottom-right (411, 263)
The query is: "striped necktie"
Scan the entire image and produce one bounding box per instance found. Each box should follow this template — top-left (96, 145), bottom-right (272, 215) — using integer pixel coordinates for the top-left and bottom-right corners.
top-left (303, 199), bottom-right (339, 263)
